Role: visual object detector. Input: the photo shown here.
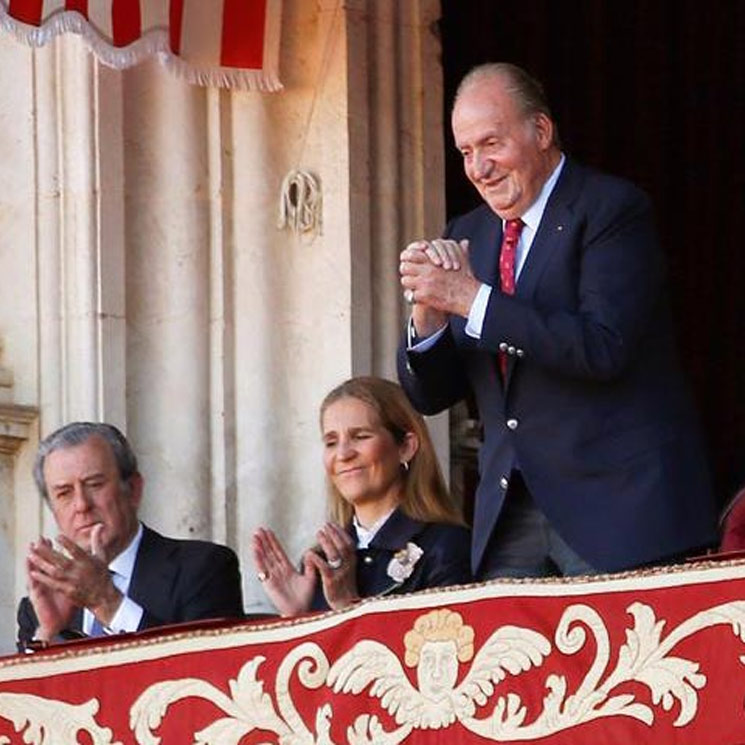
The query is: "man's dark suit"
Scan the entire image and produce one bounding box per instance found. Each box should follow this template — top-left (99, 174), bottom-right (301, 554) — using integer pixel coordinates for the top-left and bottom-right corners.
top-left (398, 158), bottom-right (718, 576)
top-left (312, 509), bottom-right (472, 610)
top-left (17, 524), bottom-right (244, 647)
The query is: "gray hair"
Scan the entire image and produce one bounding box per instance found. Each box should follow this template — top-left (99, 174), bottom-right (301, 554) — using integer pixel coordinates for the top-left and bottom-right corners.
top-left (33, 422), bottom-right (139, 500)
top-left (454, 62), bottom-right (560, 146)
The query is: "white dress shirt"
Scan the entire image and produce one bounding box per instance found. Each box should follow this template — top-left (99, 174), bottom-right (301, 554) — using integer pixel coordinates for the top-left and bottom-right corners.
top-left (83, 521), bottom-right (145, 635)
top-left (353, 508), bottom-right (396, 549)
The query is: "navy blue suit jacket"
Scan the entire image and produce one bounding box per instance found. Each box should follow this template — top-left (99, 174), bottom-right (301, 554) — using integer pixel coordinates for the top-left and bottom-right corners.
top-left (398, 159), bottom-right (718, 575)
top-left (312, 509), bottom-right (472, 610)
top-left (17, 524), bottom-right (244, 647)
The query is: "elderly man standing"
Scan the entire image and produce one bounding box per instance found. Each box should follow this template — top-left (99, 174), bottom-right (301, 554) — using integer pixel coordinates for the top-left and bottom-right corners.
top-left (398, 62), bottom-right (717, 580)
top-left (18, 422), bottom-right (243, 649)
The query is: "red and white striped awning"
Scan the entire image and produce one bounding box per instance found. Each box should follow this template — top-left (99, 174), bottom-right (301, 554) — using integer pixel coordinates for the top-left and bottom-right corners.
top-left (0, 0), bottom-right (282, 91)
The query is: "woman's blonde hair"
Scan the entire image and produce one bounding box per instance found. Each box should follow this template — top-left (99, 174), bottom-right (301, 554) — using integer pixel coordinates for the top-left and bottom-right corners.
top-left (320, 376), bottom-right (463, 527)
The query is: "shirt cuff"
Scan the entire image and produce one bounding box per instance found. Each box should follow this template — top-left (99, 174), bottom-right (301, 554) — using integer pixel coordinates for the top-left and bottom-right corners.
top-left (106, 595), bottom-right (144, 634)
top-left (465, 283), bottom-right (492, 339)
top-left (407, 316), bottom-right (448, 352)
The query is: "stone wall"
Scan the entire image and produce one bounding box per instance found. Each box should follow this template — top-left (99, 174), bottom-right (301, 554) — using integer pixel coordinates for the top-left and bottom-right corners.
top-left (0, 0), bottom-right (445, 653)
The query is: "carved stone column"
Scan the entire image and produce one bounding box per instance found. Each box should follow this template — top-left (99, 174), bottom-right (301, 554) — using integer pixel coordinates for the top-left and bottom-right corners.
top-left (347, 0), bottom-right (446, 377)
top-left (0, 342), bottom-right (38, 654)
top-left (346, 0), bottom-right (450, 472)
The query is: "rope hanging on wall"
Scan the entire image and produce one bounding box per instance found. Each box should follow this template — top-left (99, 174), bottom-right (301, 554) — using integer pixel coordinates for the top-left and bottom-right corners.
top-left (277, 170), bottom-right (322, 240)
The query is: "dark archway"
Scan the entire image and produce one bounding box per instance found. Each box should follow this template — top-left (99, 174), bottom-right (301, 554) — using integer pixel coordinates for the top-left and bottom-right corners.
top-left (440, 0), bottom-right (745, 511)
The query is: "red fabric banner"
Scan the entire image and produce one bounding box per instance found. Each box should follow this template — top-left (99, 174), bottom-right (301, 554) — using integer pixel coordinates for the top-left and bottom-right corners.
top-left (1, 559), bottom-right (745, 744)
top-left (0, 0), bottom-right (282, 91)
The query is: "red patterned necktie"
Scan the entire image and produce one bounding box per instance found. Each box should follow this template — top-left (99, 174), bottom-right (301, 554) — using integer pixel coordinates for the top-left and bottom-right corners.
top-left (498, 218), bottom-right (524, 379)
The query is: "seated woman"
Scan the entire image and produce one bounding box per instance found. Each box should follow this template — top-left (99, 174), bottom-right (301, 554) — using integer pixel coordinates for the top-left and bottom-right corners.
top-left (252, 376), bottom-right (472, 615)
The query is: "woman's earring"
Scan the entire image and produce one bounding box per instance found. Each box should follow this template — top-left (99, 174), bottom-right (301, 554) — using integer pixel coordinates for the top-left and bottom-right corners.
top-left (401, 460), bottom-right (410, 472)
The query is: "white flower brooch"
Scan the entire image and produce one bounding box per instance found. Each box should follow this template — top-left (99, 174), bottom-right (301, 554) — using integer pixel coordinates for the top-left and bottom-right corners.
top-left (386, 542), bottom-right (424, 584)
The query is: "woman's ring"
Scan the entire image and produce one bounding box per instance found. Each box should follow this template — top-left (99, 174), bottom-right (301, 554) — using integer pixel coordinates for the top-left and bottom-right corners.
top-left (404, 289), bottom-right (414, 304)
top-left (327, 557), bottom-right (343, 570)
top-left (257, 571), bottom-right (268, 582)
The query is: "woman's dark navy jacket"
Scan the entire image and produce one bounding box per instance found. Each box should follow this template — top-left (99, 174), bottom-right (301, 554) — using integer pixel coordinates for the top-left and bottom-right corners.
top-left (312, 508), bottom-right (472, 610)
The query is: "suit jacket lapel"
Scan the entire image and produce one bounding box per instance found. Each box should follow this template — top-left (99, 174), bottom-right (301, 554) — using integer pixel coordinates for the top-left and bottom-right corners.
top-left (516, 159), bottom-right (583, 301)
top-left (129, 525), bottom-right (178, 612)
top-left (459, 208), bottom-right (507, 389)
top-left (369, 509), bottom-right (424, 551)
top-left (501, 162), bottom-right (583, 390)
top-left (468, 208), bottom-right (502, 287)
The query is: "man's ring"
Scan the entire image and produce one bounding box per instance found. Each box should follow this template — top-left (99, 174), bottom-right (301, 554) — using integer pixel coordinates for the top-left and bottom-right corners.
top-left (257, 571), bottom-right (268, 582)
top-left (327, 557), bottom-right (343, 570)
top-left (404, 289), bottom-right (414, 304)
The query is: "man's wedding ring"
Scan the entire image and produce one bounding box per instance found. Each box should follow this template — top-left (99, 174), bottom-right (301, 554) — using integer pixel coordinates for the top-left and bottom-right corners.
top-left (257, 571), bottom-right (268, 582)
top-left (404, 288), bottom-right (415, 305)
top-left (327, 557), bottom-right (343, 570)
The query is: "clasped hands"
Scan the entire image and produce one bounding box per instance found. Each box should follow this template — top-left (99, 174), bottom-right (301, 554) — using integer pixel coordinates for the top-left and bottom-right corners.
top-left (399, 238), bottom-right (480, 336)
top-left (26, 524), bottom-right (122, 641)
top-left (252, 523), bottom-right (359, 616)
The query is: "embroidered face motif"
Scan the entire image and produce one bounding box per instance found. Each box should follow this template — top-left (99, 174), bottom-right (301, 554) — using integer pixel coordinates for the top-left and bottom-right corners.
top-left (417, 639), bottom-right (460, 700)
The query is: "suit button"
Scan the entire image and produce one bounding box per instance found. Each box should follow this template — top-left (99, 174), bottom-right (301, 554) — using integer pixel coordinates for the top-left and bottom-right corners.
top-left (507, 345), bottom-right (516, 355)
top-left (516, 348), bottom-right (525, 357)
top-left (499, 476), bottom-right (509, 489)
top-left (499, 342), bottom-right (508, 352)
top-left (506, 418), bottom-right (518, 430)
top-left (363, 555), bottom-right (374, 564)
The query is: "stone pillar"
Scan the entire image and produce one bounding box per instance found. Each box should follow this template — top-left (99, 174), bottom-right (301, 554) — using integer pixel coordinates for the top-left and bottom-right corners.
top-left (346, 0), bottom-right (450, 471)
top-left (0, 342), bottom-right (37, 654)
top-left (0, 0), bottom-right (449, 630)
top-left (122, 63), bottom-right (212, 538)
top-left (235, 0), bottom-right (359, 612)
top-left (34, 38), bottom-right (127, 432)
top-left (348, 0), bottom-right (446, 378)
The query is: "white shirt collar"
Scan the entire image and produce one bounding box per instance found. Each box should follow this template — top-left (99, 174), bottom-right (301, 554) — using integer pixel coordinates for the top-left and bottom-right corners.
top-left (508, 153), bottom-right (566, 279)
top-left (82, 522), bottom-right (144, 634)
top-left (353, 508), bottom-right (396, 549)
top-left (518, 153), bottom-right (566, 234)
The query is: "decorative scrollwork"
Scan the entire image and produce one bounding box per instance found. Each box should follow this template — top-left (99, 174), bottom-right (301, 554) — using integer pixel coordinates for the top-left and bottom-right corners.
top-left (130, 642), bottom-right (333, 744)
top-left (0, 693), bottom-right (119, 745)
top-left (5, 598), bottom-right (745, 743)
top-left (460, 601), bottom-right (745, 740)
top-left (324, 601), bottom-right (745, 742)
